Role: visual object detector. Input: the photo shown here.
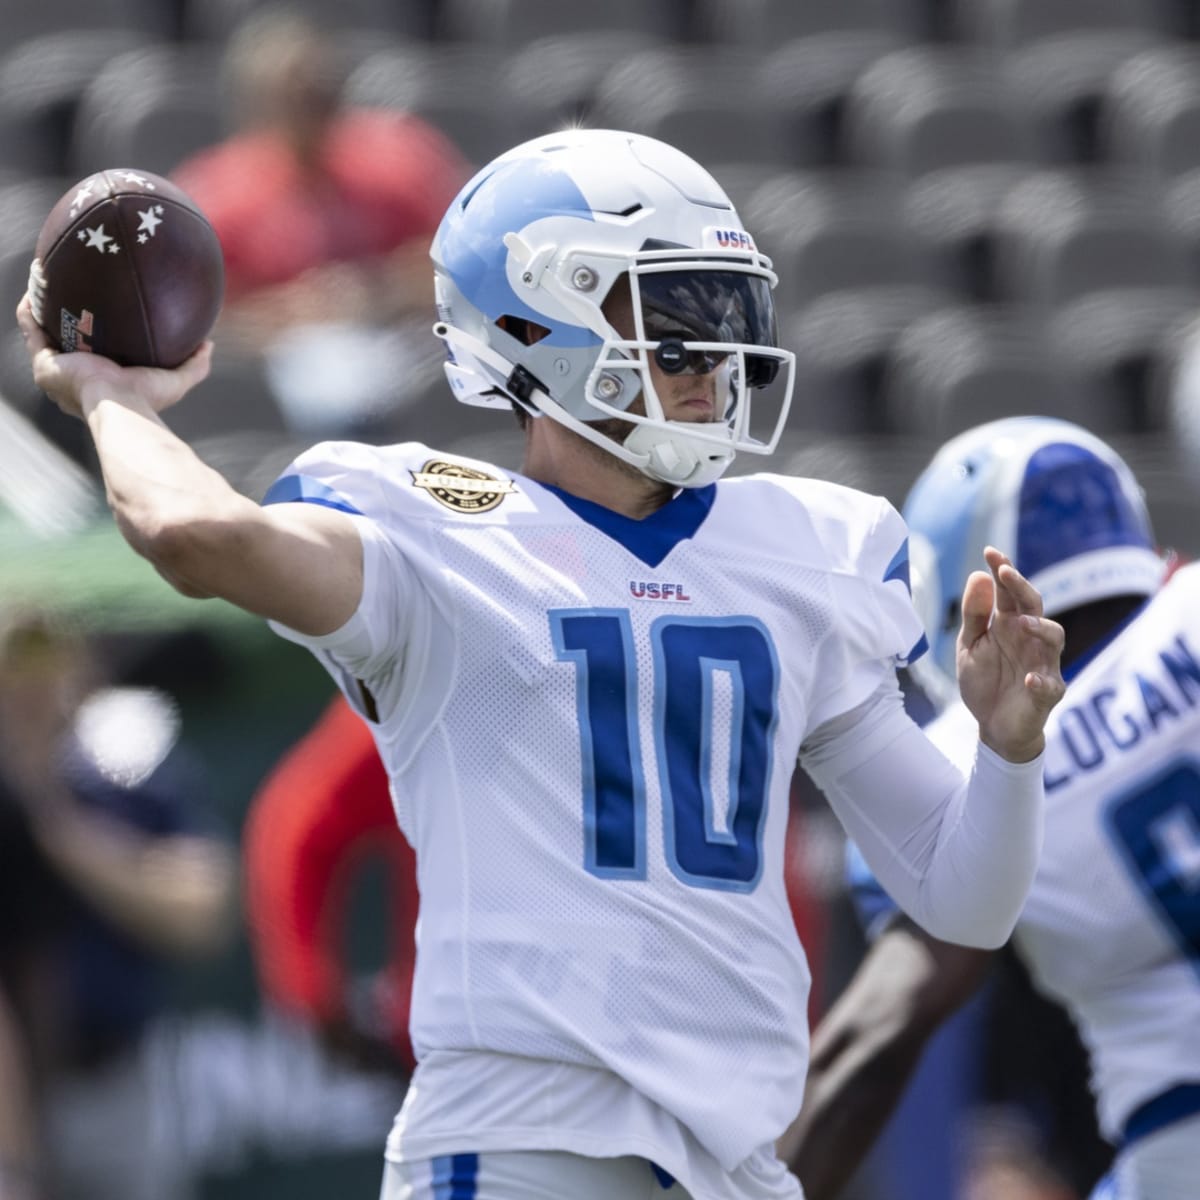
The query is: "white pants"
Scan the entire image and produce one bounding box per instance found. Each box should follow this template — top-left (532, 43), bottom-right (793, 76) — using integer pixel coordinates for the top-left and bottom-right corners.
top-left (381, 1150), bottom-right (694, 1200)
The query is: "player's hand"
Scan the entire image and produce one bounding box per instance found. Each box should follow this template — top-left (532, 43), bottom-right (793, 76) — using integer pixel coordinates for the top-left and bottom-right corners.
top-left (956, 546), bottom-right (1066, 763)
top-left (16, 293), bottom-right (212, 420)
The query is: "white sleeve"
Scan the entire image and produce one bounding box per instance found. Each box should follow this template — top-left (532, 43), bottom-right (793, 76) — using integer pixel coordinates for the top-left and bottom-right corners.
top-left (799, 680), bottom-right (1044, 949)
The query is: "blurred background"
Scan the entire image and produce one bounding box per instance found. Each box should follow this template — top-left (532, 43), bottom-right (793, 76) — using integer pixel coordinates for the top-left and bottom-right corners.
top-left (4, 1), bottom-right (1200, 1198)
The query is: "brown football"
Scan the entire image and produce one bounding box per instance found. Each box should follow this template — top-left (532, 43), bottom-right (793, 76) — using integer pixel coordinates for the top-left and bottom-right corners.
top-left (29, 168), bottom-right (224, 368)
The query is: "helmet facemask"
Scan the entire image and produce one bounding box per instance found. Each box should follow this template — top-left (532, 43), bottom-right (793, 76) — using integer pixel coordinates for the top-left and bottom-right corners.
top-left (429, 129), bottom-right (796, 486)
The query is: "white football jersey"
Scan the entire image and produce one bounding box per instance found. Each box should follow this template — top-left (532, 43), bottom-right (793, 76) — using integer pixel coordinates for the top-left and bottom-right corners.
top-left (265, 440), bottom-right (926, 1194)
top-left (926, 563), bottom-right (1200, 1142)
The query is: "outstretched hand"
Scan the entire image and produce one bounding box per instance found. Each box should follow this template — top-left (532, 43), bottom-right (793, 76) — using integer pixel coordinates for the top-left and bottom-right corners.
top-left (956, 546), bottom-right (1066, 763)
top-left (16, 293), bottom-right (212, 421)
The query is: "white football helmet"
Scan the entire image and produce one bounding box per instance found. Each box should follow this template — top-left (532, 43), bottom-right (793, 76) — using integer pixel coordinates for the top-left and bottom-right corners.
top-left (903, 416), bottom-right (1166, 686)
top-left (430, 128), bottom-right (795, 487)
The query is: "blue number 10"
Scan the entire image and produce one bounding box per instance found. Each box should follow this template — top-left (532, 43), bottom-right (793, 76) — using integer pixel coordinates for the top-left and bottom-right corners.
top-left (550, 609), bottom-right (779, 893)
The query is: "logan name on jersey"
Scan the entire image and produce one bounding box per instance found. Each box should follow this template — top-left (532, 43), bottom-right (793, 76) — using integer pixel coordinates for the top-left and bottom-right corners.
top-left (1045, 632), bottom-right (1200, 791)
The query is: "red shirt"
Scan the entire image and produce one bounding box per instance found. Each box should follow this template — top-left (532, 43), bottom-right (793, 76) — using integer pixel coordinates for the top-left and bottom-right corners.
top-left (173, 109), bottom-right (469, 298)
top-left (243, 696), bottom-right (419, 1068)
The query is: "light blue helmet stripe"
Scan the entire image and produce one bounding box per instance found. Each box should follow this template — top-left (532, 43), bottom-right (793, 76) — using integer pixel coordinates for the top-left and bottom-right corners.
top-left (434, 157), bottom-right (600, 349)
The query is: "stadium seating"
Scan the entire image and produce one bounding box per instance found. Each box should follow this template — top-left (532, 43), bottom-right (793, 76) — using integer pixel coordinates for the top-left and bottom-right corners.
top-left (841, 47), bottom-right (1036, 175)
top-left (589, 48), bottom-right (789, 167)
top-left (905, 163), bottom-right (1035, 300)
top-left (436, 0), bottom-right (685, 46)
top-left (1007, 30), bottom-right (1166, 163)
top-left (0, 31), bottom-right (159, 177)
top-left (345, 45), bottom-right (518, 167)
top-left (1, 0), bottom-right (1198, 548)
top-left (70, 45), bottom-right (226, 180)
top-left (692, 0), bottom-right (936, 47)
top-left (951, 0), bottom-right (1173, 47)
top-left (1050, 287), bottom-right (1197, 431)
top-left (761, 31), bottom-right (914, 167)
top-left (4, 0), bottom-right (175, 49)
top-left (741, 170), bottom-right (931, 312)
top-left (991, 169), bottom-right (1191, 308)
top-left (182, 0), bottom-right (433, 42)
top-left (502, 32), bottom-right (669, 138)
top-left (785, 287), bottom-right (955, 434)
top-left (1101, 44), bottom-right (1200, 178)
top-left (882, 305), bottom-right (1089, 437)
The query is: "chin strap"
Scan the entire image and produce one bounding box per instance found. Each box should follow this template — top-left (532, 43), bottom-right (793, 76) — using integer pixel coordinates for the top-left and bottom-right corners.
top-left (622, 422), bottom-right (735, 487)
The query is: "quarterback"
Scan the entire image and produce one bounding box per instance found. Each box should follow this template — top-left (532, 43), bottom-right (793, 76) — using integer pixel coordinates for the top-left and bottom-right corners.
top-left (18, 130), bottom-right (1064, 1200)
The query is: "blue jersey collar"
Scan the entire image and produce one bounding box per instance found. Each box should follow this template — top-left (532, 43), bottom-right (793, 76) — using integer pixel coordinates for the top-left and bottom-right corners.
top-left (541, 483), bottom-right (717, 568)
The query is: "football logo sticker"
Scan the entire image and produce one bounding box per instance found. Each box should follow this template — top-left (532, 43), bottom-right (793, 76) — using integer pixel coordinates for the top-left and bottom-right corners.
top-left (411, 460), bottom-right (515, 512)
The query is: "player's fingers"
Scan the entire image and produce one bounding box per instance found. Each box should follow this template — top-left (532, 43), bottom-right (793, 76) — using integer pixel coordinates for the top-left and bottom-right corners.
top-left (15, 294), bottom-right (47, 349)
top-left (174, 340), bottom-right (214, 391)
top-left (1017, 614), bottom-right (1065, 655)
top-left (1024, 665), bottom-right (1066, 709)
top-left (959, 570), bottom-right (994, 644)
top-left (985, 546), bottom-right (1043, 616)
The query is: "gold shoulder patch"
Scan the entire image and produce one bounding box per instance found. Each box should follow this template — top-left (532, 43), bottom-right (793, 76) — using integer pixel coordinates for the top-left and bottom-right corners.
top-left (411, 460), bottom-right (516, 513)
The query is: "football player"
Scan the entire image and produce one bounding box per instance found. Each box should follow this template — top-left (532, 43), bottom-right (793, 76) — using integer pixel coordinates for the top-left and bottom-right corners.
top-left (783, 417), bottom-right (1198, 1200)
top-left (17, 130), bottom-right (1064, 1200)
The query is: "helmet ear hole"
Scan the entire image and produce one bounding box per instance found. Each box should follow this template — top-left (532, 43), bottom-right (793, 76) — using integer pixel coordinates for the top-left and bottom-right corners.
top-left (495, 315), bottom-right (550, 346)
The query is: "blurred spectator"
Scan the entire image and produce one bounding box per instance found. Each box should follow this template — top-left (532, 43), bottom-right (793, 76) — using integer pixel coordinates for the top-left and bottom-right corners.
top-left (243, 694), bottom-right (418, 1077)
top-left (0, 608), bottom-right (237, 1200)
top-left (171, 5), bottom-right (470, 436)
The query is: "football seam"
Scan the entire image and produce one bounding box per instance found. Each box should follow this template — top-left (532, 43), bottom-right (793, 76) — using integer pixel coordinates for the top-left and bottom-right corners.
top-left (114, 193), bottom-right (160, 366)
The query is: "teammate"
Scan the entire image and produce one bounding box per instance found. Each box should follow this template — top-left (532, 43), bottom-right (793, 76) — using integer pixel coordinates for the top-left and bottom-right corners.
top-left (783, 417), bottom-right (1197, 1200)
top-left (17, 129), bottom-right (1064, 1200)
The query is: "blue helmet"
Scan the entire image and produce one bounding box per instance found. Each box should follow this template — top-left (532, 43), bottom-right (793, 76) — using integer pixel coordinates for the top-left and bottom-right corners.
top-left (903, 416), bottom-right (1165, 684)
top-left (429, 129), bottom-right (795, 488)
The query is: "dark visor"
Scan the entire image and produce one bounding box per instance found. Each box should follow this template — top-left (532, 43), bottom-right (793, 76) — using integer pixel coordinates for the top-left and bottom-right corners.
top-left (638, 269), bottom-right (781, 387)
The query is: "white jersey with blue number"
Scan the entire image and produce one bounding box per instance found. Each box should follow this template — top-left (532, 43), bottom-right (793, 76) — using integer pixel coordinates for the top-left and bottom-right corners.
top-left (266, 441), bottom-right (925, 1197)
top-left (925, 564), bottom-right (1200, 1142)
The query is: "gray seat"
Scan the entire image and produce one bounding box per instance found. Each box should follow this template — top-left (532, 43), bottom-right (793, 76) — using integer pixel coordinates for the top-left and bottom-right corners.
top-left (590, 49), bottom-right (788, 167)
top-left (904, 164), bottom-right (1035, 300)
top-left (1050, 288), bottom-right (1198, 433)
top-left (69, 45), bottom-right (225, 180)
top-left (2, 0), bottom-right (174, 49)
top-left (761, 31), bottom-right (912, 167)
top-left (502, 32), bottom-right (668, 136)
top-left (1164, 169), bottom-right (1200, 279)
top-left (693, 0), bottom-right (934, 47)
top-left (437, 0), bottom-right (684, 46)
top-left (345, 46), bottom-right (513, 167)
top-left (993, 170), bottom-right (1192, 308)
top-left (741, 170), bottom-right (923, 312)
top-left (1101, 45), bottom-right (1200, 179)
top-left (1006, 30), bottom-right (1165, 164)
top-left (952, 0), bottom-right (1172, 48)
top-left (0, 31), bottom-right (158, 176)
top-left (182, 0), bottom-right (431, 42)
top-left (784, 286), bottom-right (954, 434)
top-left (883, 305), bottom-right (1087, 438)
top-left (842, 48), bottom-right (1036, 175)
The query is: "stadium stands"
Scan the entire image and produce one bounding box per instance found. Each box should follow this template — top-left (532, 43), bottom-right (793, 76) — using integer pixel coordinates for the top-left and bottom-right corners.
top-left (2, 0), bottom-right (1200, 536)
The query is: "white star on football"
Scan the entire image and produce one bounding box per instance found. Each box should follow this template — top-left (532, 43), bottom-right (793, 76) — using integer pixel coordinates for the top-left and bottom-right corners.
top-left (69, 180), bottom-right (96, 214)
top-left (137, 207), bottom-right (163, 238)
top-left (83, 225), bottom-right (114, 253)
top-left (113, 171), bottom-right (154, 190)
